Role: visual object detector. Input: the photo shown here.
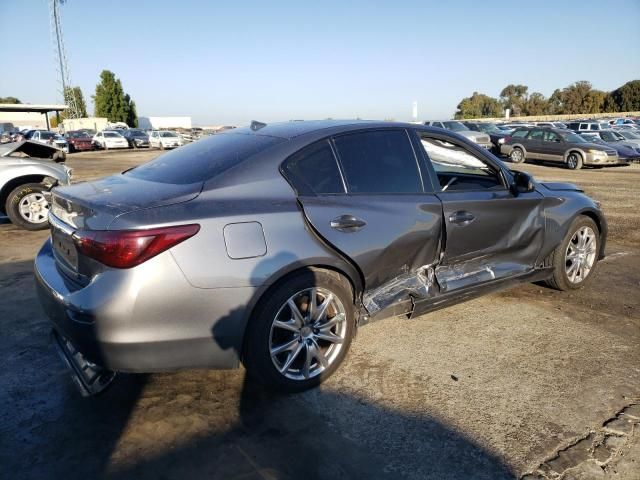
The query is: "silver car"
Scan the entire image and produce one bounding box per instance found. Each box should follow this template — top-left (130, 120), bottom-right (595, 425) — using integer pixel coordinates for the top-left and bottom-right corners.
top-left (0, 141), bottom-right (72, 230)
top-left (424, 121), bottom-right (493, 149)
top-left (35, 120), bottom-right (607, 395)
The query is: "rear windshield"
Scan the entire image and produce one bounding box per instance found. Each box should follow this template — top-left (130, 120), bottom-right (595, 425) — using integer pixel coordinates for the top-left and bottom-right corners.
top-left (126, 133), bottom-right (284, 184)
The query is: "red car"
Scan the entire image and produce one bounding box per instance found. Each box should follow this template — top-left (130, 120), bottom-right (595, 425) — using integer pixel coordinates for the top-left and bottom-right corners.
top-left (64, 130), bottom-right (95, 152)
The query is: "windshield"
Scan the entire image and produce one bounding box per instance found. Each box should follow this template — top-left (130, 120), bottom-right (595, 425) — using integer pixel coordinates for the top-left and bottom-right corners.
top-left (104, 132), bottom-right (122, 138)
top-left (126, 132), bottom-right (284, 184)
top-left (561, 132), bottom-right (587, 143)
top-left (600, 131), bottom-right (621, 142)
top-left (66, 131), bottom-right (88, 138)
top-left (442, 121), bottom-right (469, 132)
top-left (476, 123), bottom-right (501, 133)
top-left (129, 130), bottom-right (147, 137)
top-left (161, 131), bottom-right (178, 137)
top-left (40, 132), bottom-right (55, 139)
top-left (621, 131), bottom-right (640, 139)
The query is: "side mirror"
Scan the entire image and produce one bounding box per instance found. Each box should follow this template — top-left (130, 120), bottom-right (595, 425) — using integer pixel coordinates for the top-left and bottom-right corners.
top-left (510, 171), bottom-right (535, 196)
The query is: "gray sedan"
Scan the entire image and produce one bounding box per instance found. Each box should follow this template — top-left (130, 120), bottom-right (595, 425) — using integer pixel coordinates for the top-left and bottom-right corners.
top-left (35, 120), bottom-right (607, 395)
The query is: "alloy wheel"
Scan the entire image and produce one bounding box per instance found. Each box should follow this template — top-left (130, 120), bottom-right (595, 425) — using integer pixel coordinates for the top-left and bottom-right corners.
top-left (510, 148), bottom-right (523, 163)
top-left (18, 193), bottom-right (50, 224)
top-left (269, 287), bottom-right (347, 381)
top-left (565, 226), bottom-right (597, 284)
top-left (567, 154), bottom-right (578, 169)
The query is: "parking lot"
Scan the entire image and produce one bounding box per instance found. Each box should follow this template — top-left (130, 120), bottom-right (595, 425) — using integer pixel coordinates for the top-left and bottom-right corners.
top-left (1, 149), bottom-right (639, 479)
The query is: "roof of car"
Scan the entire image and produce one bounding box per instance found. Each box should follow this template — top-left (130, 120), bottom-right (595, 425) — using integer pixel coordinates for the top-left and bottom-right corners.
top-left (228, 119), bottom-right (419, 139)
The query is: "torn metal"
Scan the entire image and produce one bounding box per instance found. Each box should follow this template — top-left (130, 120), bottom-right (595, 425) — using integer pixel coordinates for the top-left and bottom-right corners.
top-left (363, 264), bottom-right (436, 316)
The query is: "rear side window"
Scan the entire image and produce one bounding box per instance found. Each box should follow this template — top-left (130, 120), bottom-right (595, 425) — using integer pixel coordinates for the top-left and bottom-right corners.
top-left (127, 133), bottom-right (284, 184)
top-left (333, 130), bottom-right (422, 194)
top-left (282, 141), bottom-right (344, 195)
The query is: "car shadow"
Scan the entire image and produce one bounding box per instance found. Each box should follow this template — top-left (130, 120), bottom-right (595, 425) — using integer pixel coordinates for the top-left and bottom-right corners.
top-left (2, 253), bottom-right (515, 479)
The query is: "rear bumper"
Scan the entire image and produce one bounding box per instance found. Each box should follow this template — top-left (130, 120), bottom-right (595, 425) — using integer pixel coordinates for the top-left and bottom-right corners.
top-left (35, 238), bottom-right (257, 372)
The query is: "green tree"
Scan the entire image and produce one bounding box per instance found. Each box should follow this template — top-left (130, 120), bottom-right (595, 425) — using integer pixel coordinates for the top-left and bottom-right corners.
top-left (64, 86), bottom-right (88, 117)
top-left (0, 96), bottom-right (21, 104)
top-left (605, 80), bottom-right (640, 112)
top-left (523, 92), bottom-right (549, 116)
top-left (454, 92), bottom-right (503, 119)
top-left (92, 70), bottom-right (137, 125)
top-left (499, 84), bottom-right (529, 116)
top-left (124, 93), bottom-right (138, 127)
top-left (556, 81), bottom-right (600, 114)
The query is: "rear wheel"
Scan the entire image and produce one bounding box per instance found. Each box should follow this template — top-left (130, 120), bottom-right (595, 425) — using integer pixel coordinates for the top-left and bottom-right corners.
top-left (544, 216), bottom-right (599, 291)
top-left (5, 183), bottom-right (51, 231)
top-left (510, 147), bottom-right (525, 163)
top-left (566, 152), bottom-right (583, 170)
top-left (243, 269), bottom-right (355, 392)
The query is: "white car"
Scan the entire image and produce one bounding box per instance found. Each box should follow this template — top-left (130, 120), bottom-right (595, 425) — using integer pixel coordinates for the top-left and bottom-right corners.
top-left (149, 130), bottom-right (183, 149)
top-left (92, 130), bottom-right (129, 150)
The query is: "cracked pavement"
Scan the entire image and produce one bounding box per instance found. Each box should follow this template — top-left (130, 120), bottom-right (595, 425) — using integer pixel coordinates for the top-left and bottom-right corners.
top-left (1, 151), bottom-right (639, 479)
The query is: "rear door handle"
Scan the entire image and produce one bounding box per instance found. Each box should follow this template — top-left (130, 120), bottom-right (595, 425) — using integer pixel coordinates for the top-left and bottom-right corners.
top-left (448, 211), bottom-right (475, 226)
top-left (330, 214), bottom-right (367, 231)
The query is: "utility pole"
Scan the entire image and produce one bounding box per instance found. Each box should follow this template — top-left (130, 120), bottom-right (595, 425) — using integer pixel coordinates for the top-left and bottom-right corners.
top-left (49, 0), bottom-right (81, 119)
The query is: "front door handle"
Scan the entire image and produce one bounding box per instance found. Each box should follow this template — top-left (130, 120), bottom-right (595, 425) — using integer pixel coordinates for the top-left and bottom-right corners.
top-left (330, 214), bottom-right (367, 232)
top-left (448, 211), bottom-right (475, 226)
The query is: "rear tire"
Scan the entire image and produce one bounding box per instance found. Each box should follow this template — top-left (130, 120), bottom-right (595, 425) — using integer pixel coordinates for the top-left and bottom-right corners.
top-left (544, 216), bottom-right (599, 291)
top-left (5, 183), bottom-right (51, 231)
top-left (510, 147), bottom-right (525, 163)
top-left (243, 269), bottom-right (355, 392)
top-left (566, 152), bottom-right (583, 170)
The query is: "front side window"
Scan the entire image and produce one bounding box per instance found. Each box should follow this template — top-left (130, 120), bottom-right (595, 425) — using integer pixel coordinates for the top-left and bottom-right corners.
top-left (543, 131), bottom-right (560, 142)
top-left (419, 134), bottom-right (503, 192)
top-left (529, 129), bottom-right (544, 140)
top-left (333, 130), bottom-right (422, 194)
top-left (282, 141), bottom-right (344, 195)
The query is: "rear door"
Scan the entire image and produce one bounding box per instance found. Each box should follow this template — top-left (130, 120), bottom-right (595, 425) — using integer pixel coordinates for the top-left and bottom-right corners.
top-left (414, 131), bottom-right (545, 295)
top-left (284, 129), bottom-right (443, 316)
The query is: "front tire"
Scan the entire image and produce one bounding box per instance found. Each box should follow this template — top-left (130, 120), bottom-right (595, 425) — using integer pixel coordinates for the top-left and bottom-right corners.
top-left (5, 183), bottom-right (51, 231)
top-left (243, 269), bottom-right (355, 392)
top-left (544, 216), bottom-right (599, 291)
top-left (510, 147), bottom-right (525, 163)
top-left (566, 152), bottom-right (583, 170)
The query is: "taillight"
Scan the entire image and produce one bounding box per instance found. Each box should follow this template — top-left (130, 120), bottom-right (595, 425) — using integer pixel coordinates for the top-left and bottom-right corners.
top-left (73, 224), bottom-right (200, 268)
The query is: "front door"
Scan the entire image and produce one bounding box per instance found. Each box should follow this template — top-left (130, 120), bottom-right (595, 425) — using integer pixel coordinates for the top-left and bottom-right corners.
top-left (282, 129), bottom-right (444, 317)
top-left (415, 132), bottom-right (546, 293)
top-left (542, 130), bottom-right (565, 162)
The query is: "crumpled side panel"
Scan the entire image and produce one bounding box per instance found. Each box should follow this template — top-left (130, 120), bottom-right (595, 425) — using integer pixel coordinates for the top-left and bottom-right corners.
top-left (363, 264), bottom-right (436, 315)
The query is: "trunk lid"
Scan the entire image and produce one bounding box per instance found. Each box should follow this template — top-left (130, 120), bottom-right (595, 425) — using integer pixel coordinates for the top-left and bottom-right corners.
top-left (50, 173), bottom-right (202, 230)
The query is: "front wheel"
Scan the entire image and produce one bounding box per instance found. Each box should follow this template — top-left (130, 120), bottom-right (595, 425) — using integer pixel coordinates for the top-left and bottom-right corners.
top-left (566, 152), bottom-right (583, 170)
top-left (510, 147), bottom-right (525, 163)
top-left (243, 269), bottom-right (355, 392)
top-left (5, 183), bottom-right (51, 230)
top-left (544, 216), bottom-right (599, 291)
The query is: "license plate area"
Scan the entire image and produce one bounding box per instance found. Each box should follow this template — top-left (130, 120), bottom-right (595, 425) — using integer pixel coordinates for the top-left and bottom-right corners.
top-left (52, 228), bottom-right (78, 271)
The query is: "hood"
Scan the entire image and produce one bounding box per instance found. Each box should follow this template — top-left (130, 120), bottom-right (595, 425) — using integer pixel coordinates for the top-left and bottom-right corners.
top-left (51, 173), bottom-right (202, 230)
top-left (0, 140), bottom-right (60, 158)
top-left (541, 182), bottom-right (583, 192)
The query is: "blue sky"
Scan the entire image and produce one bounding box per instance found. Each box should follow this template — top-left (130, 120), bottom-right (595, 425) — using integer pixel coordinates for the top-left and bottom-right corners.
top-left (1, 0), bottom-right (639, 126)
